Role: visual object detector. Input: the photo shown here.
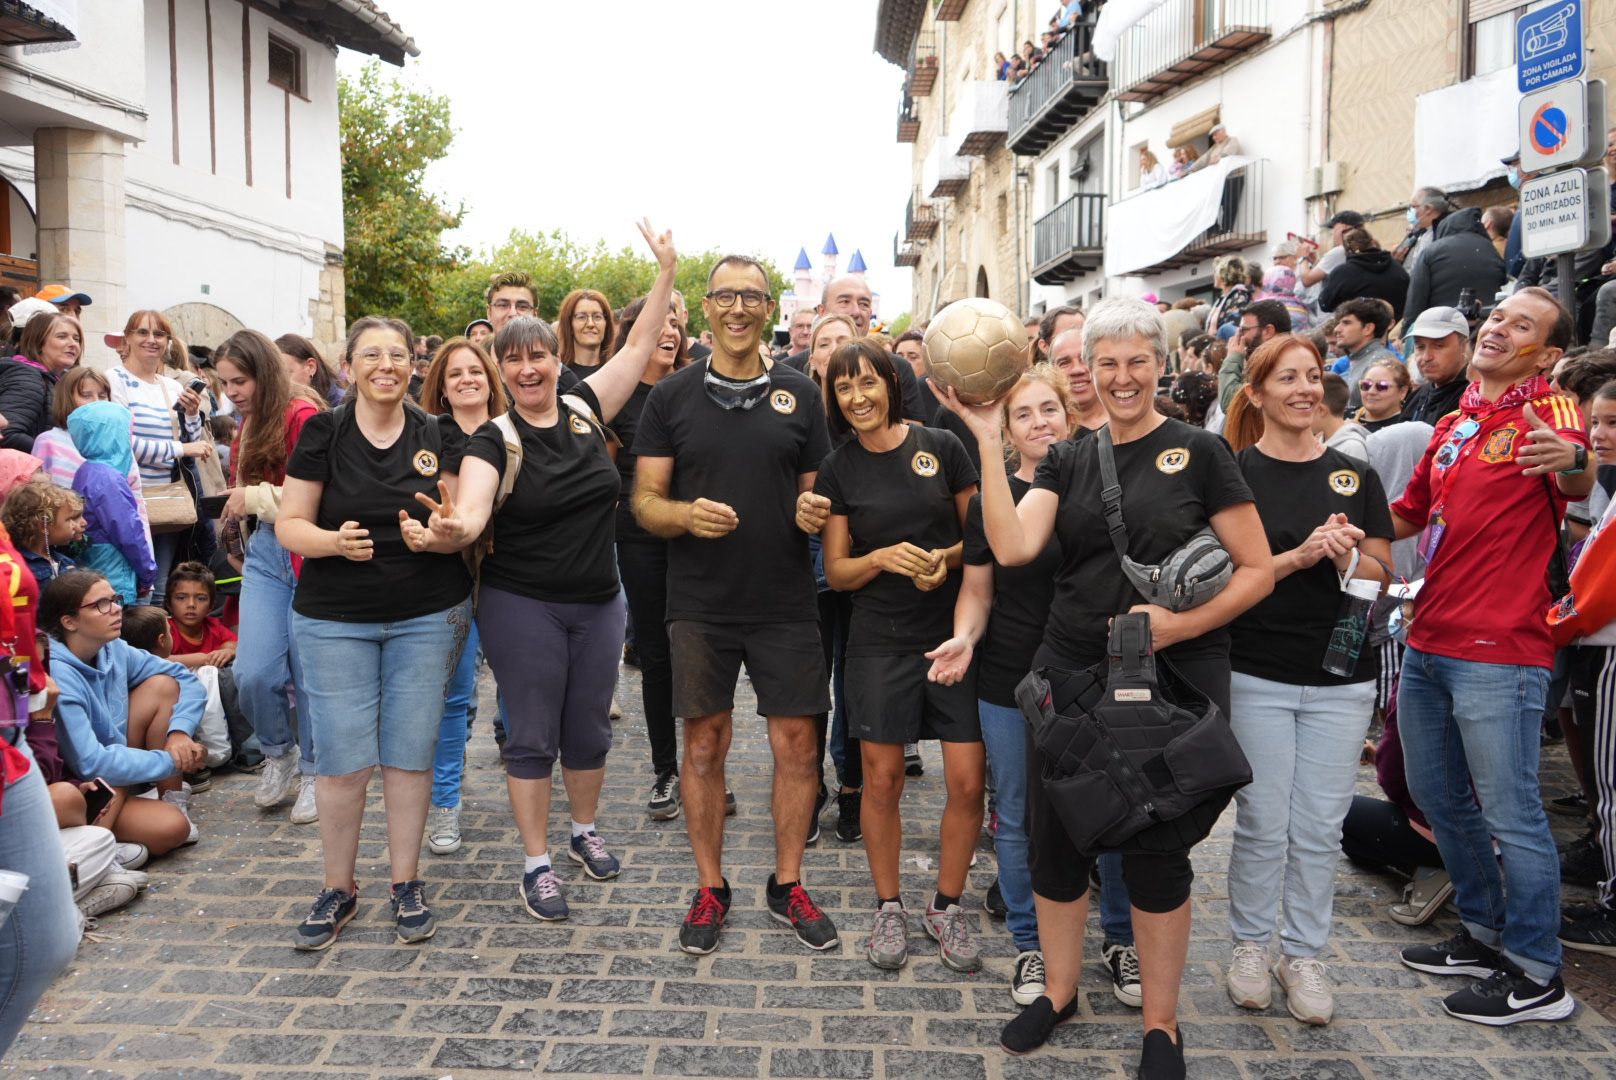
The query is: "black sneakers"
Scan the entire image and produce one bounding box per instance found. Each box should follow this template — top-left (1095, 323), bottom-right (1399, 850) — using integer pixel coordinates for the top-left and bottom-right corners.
top-left (1560, 831), bottom-right (1606, 886)
top-left (1442, 968), bottom-right (1575, 1025)
top-left (1400, 927), bottom-right (1503, 977)
top-left (294, 886), bottom-right (357, 951)
top-left (904, 743), bottom-right (924, 776)
top-left (765, 877), bottom-right (839, 951)
top-left (983, 878), bottom-right (1007, 920)
top-left (678, 884), bottom-right (730, 955)
top-left (1138, 1027), bottom-right (1186, 1080)
top-left (999, 994), bottom-right (1077, 1055)
top-left (1560, 904), bottom-right (1616, 956)
top-left (835, 789), bottom-right (862, 842)
top-left (807, 783), bottom-right (828, 846)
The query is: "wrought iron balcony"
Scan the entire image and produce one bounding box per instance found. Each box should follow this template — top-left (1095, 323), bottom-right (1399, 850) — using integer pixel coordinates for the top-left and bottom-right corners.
top-left (935, 0), bottom-right (967, 21)
top-left (895, 232), bottom-right (921, 268)
top-left (898, 93), bottom-right (920, 143)
top-left (1114, 0), bottom-right (1270, 105)
top-left (905, 194), bottom-right (938, 242)
top-left (910, 31), bottom-right (939, 96)
top-left (924, 140), bottom-right (970, 199)
top-left (947, 79), bottom-right (1008, 157)
top-left (1032, 193), bottom-right (1106, 285)
top-left (1109, 160), bottom-right (1267, 276)
top-left (1007, 21), bottom-right (1109, 157)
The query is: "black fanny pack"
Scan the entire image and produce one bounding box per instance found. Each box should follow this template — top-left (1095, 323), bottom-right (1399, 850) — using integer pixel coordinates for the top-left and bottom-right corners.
top-left (1016, 613), bottom-right (1251, 856)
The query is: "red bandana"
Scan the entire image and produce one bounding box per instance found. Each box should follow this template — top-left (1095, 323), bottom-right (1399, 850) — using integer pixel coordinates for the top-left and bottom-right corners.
top-left (1459, 374), bottom-right (1550, 416)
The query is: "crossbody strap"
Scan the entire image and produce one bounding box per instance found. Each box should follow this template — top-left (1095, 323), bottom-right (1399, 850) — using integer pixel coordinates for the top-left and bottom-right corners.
top-left (1095, 426), bottom-right (1130, 567)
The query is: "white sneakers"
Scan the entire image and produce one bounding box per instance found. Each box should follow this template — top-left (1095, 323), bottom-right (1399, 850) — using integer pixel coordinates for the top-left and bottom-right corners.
top-left (290, 775), bottom-right (319, 825)
top-left (254, 749), bottom-right (299, 809)
top-left (428, 805), bottom-right (462, 855)
top-left (76, 868), bottom-right (149, 920)
top-left (160, 789), bottom-right (198, 845)
top-left (1226, 941), bottom-right (1334, 1025)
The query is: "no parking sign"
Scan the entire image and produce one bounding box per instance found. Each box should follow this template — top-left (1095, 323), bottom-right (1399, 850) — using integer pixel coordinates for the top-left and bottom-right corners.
top-left (1518, 79), bottom-right (1606, 173)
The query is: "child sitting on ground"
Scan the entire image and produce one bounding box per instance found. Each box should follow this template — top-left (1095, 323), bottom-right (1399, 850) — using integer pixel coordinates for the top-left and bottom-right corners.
top-left (1, 480), bottom-right (83, 587)
top-left (164, 561), bottom-right (236, 670)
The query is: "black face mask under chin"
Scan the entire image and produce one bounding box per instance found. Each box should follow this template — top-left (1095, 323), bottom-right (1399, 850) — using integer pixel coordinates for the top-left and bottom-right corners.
top-left (703, 361), bottom-right (771, 411)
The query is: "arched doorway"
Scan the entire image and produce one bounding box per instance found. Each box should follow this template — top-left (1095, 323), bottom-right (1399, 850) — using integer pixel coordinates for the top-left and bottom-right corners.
top-left (163, 302), bottom-right (246, 351)
top-left (975, 266), bottom-right (990, 298)
top-left (0, 175), bottom-right (38, 295)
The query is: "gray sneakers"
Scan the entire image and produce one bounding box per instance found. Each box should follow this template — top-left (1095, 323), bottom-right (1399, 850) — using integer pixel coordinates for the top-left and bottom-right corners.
top-left (866, 902), bottom-right (909, 970)
top-left (521, 865), bottom-right (569, 921)
top-left (1227, 940), bottom-right (1273, 1010)
top-left (923, 902), bottom-right (982, 972)
top-left (428, 805), bottom-right (462, 855)
top-left (1274, 955), bottom-right (1334, 1025)
top-left (289, 775), bottom-right (319, 825)
top-left (254, 749), bottom-right (298, 809)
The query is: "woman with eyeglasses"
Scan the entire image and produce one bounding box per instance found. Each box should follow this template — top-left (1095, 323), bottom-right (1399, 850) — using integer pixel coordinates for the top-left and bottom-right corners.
top-left (1355, 361), bottom-right (1412, 433)
top-left (557, 289), bottom-right (617, 379)
top-left (107, 311), bottom-right (215, 605)
top-left (276, 315), bottom-right (473, 952)
top-left (1221, 335), bottom-right (1393, 1026)
top-left (44, 569), bottom-right (207, 856)
top-left (410, 221), bottom-right (676, 924)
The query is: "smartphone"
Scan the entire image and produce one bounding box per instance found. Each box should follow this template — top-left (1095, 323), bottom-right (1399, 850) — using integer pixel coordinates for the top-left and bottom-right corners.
top-left (82, 778), bottom-right (114, 823)
top-left (189, 378), bottom-right (209, 395)
top-left (200, 495), bottom-right (229, 518)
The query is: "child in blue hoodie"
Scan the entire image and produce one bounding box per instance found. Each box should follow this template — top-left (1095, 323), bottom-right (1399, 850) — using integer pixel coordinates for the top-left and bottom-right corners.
top-left (43, 569), bottom-right (206, 854)
top-left (67, 401), bottom-right (156, 602)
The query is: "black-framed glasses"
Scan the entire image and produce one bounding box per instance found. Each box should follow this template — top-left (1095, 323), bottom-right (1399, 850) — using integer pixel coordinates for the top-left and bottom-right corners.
top-left (79, 594), bottom-right (124, 615)
top-left (1359, 380), bottom-right (1396, 392)
top-left (705, 289), bottom-right (771, 311)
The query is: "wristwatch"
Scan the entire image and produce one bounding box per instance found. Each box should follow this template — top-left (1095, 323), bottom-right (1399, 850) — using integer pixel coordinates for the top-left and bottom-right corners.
top-left (1560, 444), bottom-right (1588, 476)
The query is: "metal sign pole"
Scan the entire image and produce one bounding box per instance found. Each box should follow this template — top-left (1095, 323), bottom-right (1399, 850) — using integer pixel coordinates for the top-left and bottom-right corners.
top-left (1558, 251), bottom-right (1577, 321)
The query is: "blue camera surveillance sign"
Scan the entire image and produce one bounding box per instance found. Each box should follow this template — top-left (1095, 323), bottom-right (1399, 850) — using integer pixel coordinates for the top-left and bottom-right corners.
top-left (1518, 1), bottom-right (1584, 94)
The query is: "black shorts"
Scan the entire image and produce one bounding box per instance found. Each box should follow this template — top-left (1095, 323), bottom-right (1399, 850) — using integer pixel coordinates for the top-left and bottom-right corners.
top-left (845, 652), bottom-right (981, 745)
top-left (670, 620), bottom-right (829, 720)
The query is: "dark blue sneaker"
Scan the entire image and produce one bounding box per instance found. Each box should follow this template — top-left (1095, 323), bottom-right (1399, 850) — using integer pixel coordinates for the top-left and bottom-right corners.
top-left (390, 880), bottom-right (436, 943)
top-left (521, 865), bottom-right (569, 921)
top-left (294, 886), bottom-right (357, 951)
top-left (567, 831), bottom-right (621, 881)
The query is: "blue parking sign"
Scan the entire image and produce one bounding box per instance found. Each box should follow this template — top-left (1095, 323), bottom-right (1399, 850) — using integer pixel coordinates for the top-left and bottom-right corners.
top-left (1518, 1), bottom-right (1584, 93)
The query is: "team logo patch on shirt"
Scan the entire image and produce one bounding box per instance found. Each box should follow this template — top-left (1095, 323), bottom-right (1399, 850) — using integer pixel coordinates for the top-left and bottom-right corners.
top-left (1155, 448), bottom-right (1190, 474)
top-left (569, 415), bottom-right (592, 435)
top-left (1328, 469), bottom-right (1360, 496)
top-left (912, 451), bottom-right (940, 478)
top-left (1479, 424), bottom-right (1520, 464)
top-left (412, 449), bottom-right (439, 477)
top-left (770, 389), bottom-right (797, 414)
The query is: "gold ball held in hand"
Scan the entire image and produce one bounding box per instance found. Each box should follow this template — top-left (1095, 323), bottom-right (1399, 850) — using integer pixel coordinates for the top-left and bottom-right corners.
top-left (921, 298), bottom-right (1033, 406)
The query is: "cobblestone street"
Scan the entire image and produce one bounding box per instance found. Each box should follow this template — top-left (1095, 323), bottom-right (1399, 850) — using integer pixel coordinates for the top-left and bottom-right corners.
top-left (5, 663), bottom-right (1615, 1079)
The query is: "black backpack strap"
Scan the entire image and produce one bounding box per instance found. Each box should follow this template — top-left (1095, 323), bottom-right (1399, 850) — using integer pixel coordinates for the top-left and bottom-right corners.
top-left (1096, 426), bottom-right (1130, 567)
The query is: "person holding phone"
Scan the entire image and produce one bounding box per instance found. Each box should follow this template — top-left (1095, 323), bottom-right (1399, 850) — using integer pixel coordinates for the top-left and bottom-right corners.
top-left (42, 569), bottom-right (206, 855)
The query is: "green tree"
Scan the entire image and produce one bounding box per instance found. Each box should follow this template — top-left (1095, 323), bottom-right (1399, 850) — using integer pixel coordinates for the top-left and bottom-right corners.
top-left (339, 62), bottom-right (465, 331)
top-left (886, 312), bottom-right (913, 336)
top-left (429, 231), bottom-right (789, 340)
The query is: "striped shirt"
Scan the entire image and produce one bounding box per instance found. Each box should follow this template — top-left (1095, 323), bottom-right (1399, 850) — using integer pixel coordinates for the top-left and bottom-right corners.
top-left (106, 366), bottom-right (205, 486)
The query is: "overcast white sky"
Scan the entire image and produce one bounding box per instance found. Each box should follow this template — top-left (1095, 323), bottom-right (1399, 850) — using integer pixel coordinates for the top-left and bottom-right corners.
top-left (339, 0), bottom-right (917, 316)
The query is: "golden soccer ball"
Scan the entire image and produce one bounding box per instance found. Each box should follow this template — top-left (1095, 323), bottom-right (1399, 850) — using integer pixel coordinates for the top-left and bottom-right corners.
top-left (922, 298), bottom-right (1032, 406)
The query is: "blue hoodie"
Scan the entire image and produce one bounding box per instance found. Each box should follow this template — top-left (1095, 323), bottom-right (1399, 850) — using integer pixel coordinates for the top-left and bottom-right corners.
top-left (68, 401), bottom-right (155, 599)
top-left (52, 638), bottom-right (204, 787)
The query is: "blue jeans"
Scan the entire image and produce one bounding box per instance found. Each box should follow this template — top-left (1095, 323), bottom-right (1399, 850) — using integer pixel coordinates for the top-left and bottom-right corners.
top-left (1227, 673), bottom-right (1376, 956)
top-left (1098, 853), bottom-right (1133, 946)
top-left (979, 700), bottom-right (1037, 952)
top-left (0, 754), bottom-right (81, 1056)
top-left (235, 526), bottom-right (313, 772)
top-left (294, 599), bottom-right (472, 776)
top-left (1398, 647), bottom-right (1561, 982)
top-left (432, 621), bottom-right (479, 809)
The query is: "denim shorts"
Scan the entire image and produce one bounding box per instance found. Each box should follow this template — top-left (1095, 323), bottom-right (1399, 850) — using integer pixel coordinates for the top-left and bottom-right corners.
top-left (292, 598), bottom-right (472, 776)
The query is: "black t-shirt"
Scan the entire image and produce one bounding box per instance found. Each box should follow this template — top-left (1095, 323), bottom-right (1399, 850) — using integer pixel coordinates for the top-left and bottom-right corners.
top-left (815, 426), bottom-right (978, 656)
top-left (464, 384), bottom-right (620, 604)
top-left (927, 405), bottom-right (980, 474)
top-left (633, 360), bottom-right (831, 623)
top-left (1360, 414), bottom-right (1407, 433)
top-left (1229, 447), bottom-right (1395, 685)
top-left (287, 404), bottom-right (471, 622)
top-left (1033, 419), bottom-right (1252, 666)
top-left (785, 349), bottom-right (930, 423)
top-left (567, 361), bottom-right (603, 380)
top-left (611, 380), bottom-right (659, 545)
top-left (963, 443), bottom-right (1090, 706)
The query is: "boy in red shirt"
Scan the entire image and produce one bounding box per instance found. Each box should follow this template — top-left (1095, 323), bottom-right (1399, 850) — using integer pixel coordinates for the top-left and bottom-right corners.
top-left (165, 561), bottom-right (237, 670)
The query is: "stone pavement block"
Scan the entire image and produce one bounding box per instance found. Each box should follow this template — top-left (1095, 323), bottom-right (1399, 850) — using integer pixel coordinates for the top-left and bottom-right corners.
top-left (768, 1048), bottom-right (874, 1079)
top-left (133, 1070), bottom-right (241, 1080)
top-left (1244, 1059), bottom-right (1366, 1080)
top-left (323, 1034), bottom-right (436, 1068)
top-left (459, 975), bottom-right (555, 1000)
top-left (502, 1007), bottom-right (604, 1036)
top-left (1271, 1021), bottom-right (1385, 1053)
top-left (189, 999), bottom-right (294, 1028)
top-left (661, 980), bottom-right (756, 1008)
top-left (1361, 1055), bottom-right (1487, 1080)
top-left (713, 1011), bottom-right (811, 1042)
top-left (819, 1014), bottom-right (913, 1045)
top-left (102, 1032), bottom-right (214, 1062)
top-left (1489, 1058), bottom-right (1600, 1080)
top-left (255, 973), bottom-right (348, 998)
top-left (881, 1049), bottom-right (987, 1080)
top-left (512, 951), bottom-right (604, 975)
top-left (1002, 1055), bottom-right (1126, 1079)
top-left (608, 954), bottom-right (702, 978)
top-left (5, 1032), bottom-right (114, 1060)
top-left (873, 985), bottom-right (962, 1013)
top-left (215, 1033), bottom-right (326, 1065)
top-left (346, 975), bottom-right (458, 999)
top-left (608, 1007), bottom-right (707, 1039)
top-left (654, 1044), bottom-right (762, 1077)
top-left (544, 1040), bottom-right (649, 1074)
top-left (762, 984), bottom-right (864, 1010)
top-left (409, 1002), bottom-right (503, 1033)
top-left (292, 1002), bottom-right (406, 1030)
top-left (555, 977), bottom-right (655, 1003)
top-left (432, 1036), bottom-right (547, 1071)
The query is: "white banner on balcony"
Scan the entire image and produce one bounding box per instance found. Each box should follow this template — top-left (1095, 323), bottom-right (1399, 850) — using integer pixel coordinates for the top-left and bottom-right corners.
top-left (1105, 155), bottom-right (1250, 278)
top-left (1413, 66), bottom-right (1515, 194)
top-left (1093, 0), bottom-right (1170, 62)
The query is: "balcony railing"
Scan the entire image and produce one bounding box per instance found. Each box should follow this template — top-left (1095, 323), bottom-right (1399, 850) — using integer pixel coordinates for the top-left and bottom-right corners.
top-left (1110, 160), bottom-right (1267, 276)
top-left (897, 93), bottom-right (920, 142)
top-left (1007, 20), bottom-right (1109, 157)
top-left (1114, 0), bottom-right (1270, 104)
top-left (1032, 193), bottom-right (1106, 285)
top-left (905, 194), bottom-right (938, 242)
top-left (946, 79), bottom-right (1008, 157)
top-left (924, 140), bottom-right (970, 199)
top-left (935, 0), bottom-right (967, 21)
top-left (895, 231), bottom-right (921, 268)
top-left (909, 31), bottom-right (939, 96)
